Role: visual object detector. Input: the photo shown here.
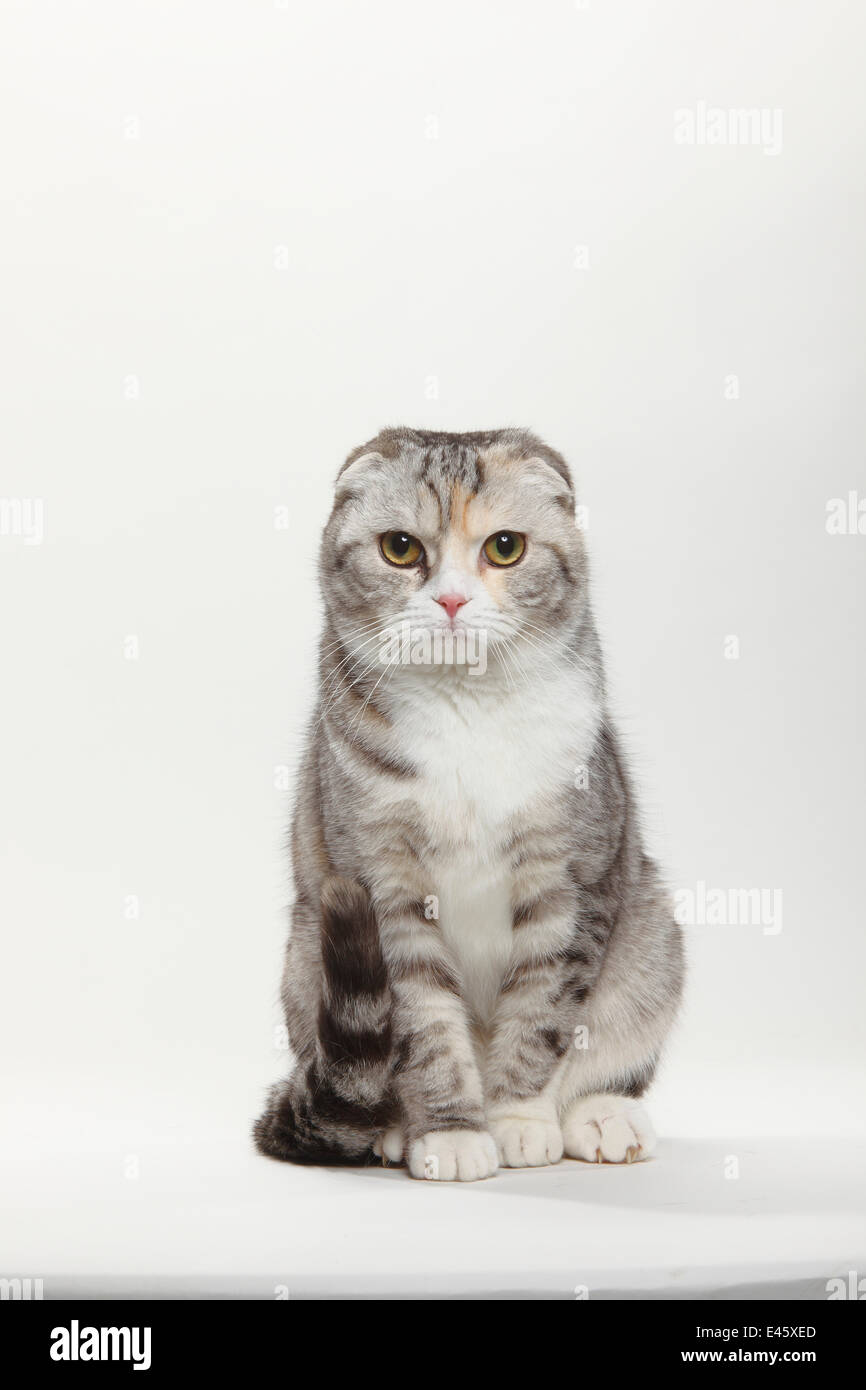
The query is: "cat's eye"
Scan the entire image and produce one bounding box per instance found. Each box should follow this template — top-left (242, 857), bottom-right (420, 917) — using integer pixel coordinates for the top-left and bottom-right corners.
top-left (483, 531), bottom-right (526, 567)
top-left (380, 531), bottom-right (424, 567)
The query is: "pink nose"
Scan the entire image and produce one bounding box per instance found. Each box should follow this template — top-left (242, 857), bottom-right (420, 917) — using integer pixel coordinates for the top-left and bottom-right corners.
top-left (435, 593), bottom-right (468, 621)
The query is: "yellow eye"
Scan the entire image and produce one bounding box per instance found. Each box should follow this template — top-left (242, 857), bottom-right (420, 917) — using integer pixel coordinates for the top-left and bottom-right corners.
top-left (380, 531), bottom-right (424, 567)
top-left (483, 531), bottom-right (526, 567)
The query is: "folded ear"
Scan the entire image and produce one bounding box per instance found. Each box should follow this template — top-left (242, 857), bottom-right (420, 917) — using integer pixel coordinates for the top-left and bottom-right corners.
top-left (523, 454), bottom-right (574, 509)
top-left (334, 450), bottom-right (388, 498)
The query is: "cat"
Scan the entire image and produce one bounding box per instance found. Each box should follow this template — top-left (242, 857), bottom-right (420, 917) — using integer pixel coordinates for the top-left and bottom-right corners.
top-left (253, 427), bottom-right (684, 1181)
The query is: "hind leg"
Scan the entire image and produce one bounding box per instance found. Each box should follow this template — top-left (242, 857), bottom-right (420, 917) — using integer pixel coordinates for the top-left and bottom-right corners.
top-left (552, 864), bottom-right (682, 1164)
top-left (372, 1125), bottom-right (406, 1163)
top-left (561, 1093), bottom-right (656, 1163)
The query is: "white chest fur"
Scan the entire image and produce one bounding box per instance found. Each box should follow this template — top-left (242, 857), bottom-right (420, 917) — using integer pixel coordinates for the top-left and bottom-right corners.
top-left (387, 664), bottom-right (599, 1023)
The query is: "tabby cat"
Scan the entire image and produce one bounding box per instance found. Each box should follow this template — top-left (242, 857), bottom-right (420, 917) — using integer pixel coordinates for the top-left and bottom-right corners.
top-left (254, 428), bottom-right (683, 1180)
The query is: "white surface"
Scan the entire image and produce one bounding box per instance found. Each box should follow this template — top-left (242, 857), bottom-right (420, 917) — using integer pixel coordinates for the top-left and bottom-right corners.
top-left (3, 1070), bottom-right (865, 1299)
top-left (3, 1107), bottom-right (864, 1299)
top-left (2, 1), bottom-right (865, 1299)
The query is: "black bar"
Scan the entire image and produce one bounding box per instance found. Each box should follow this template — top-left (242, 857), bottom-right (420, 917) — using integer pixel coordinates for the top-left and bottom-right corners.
top-left (3, 1298), bottom-right (862, 1375)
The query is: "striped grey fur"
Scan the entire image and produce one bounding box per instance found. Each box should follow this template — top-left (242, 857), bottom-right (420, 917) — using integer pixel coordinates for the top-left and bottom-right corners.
top-left (254, 427), bottom-right (684, 1178)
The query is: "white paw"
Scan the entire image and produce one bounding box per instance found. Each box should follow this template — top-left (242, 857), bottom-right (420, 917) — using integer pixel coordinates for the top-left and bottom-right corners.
top-left (407, 1129), bottom-right (499, 1182)
top-left (490, 1116), bottom-right (564, 1168)
top-left (561, 1094), bottom-right (655, 1164)
top-left (373, 1126), bottom-right (405, 1163)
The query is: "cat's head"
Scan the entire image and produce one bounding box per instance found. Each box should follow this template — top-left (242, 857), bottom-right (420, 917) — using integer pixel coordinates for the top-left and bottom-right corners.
top-left (320, 428), bottom-right (589, 675)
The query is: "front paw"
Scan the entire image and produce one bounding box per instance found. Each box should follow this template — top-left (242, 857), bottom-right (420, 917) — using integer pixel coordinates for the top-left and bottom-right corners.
top-left (407, 1129), bottom-right (499, 1182)
top-left (489, 1115), bottom-right (564, 1168)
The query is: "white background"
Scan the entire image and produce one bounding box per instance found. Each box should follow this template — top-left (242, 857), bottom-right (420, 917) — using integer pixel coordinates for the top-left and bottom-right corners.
top-left (2, 0), bottom-right (864, 1296)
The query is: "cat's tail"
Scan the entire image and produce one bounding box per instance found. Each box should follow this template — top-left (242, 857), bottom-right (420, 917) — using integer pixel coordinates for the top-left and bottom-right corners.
top-left (253, 877), bottom-right (394, 1165)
